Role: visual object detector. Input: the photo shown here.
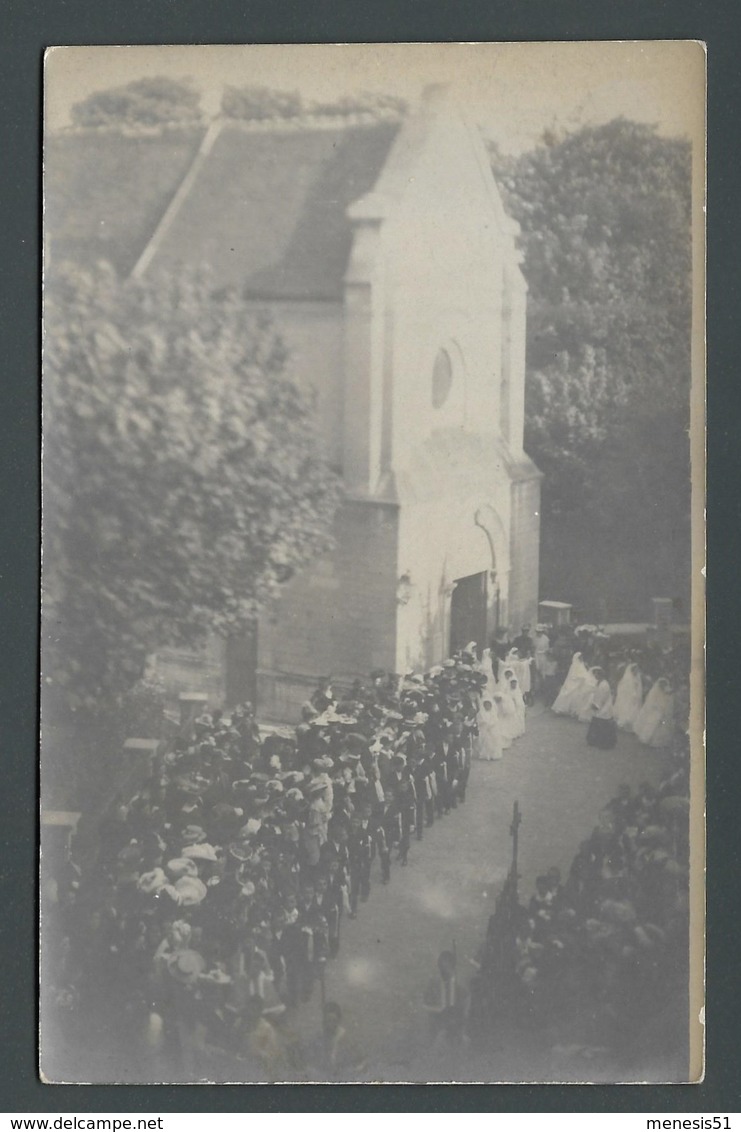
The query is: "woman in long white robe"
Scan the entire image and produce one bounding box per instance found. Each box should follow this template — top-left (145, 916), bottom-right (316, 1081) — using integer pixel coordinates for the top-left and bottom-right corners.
top-left (506, 674), bottom-right (526, 739)
top-left (552, 652), bottom-right (589, 716)
top-left (475, 698), bottom-right (503, 761)
top-left (613, 662), bottom-right (644, 731)
top-left (633, 677), bottom-right (675, 747)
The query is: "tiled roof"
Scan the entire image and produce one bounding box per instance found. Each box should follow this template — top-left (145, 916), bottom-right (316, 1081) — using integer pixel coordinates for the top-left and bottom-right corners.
top-left (45, 127), bottom-right (206, 276)
top-left (45, 116), bottom-right (402, 299)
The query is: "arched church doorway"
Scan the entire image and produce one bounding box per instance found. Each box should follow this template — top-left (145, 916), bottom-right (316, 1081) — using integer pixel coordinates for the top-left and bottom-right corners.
top-left (449, 571), bottom-right (488, 656)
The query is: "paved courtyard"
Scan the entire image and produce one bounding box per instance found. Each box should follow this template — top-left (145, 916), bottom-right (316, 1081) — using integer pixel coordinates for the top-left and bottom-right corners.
top-left (289, 704), bottom-right (672, 1081)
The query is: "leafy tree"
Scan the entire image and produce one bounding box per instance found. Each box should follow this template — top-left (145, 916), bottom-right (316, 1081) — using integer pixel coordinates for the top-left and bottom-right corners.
top-left (491, 120), bottom-right (693, 615)
top-left (70, 77), bottom-right (203, 128)
top-left (220, 86), bottom-right (406, 121)
top-left (43, 261), bottom-right (342, 721)
top-left (309, 92), bottom-right (407, 117)
top-left (221, 85), bottom-right (304, 120)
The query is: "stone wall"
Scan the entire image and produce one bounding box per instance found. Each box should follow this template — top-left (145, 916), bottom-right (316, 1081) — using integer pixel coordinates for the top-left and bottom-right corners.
top-left (507, 471), bottom-right (542, 630)
top-left (247, 300), bottom-right (345, 469)
top-left (257, 498), bottom-right (399, 720)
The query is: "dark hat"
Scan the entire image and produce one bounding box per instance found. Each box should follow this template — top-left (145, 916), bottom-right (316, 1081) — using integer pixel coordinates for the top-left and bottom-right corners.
top-left (281, 771), bottom-right (306, 787)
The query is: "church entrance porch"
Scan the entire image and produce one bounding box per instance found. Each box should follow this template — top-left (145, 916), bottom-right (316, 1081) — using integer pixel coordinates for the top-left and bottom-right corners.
top-left (449, 571), bottom-right (488, 656)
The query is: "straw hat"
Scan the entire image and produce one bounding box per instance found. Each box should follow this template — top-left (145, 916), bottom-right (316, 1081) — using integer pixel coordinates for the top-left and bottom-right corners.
top-left (166, 949), bottom-right (206, 984)
top-left (166, 857), bottom-right (199, 879)
top-left (172, 875), bottom-right (208, 905)
top-left (181, 842), bottom-right (219, 862)
top-left (137, 868), bottom-right (168, 894)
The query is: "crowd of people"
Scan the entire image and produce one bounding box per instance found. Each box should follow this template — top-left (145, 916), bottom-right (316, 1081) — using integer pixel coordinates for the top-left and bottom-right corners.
top-left (43, 620), bottom-right (691, 1081)
top-left (470, 734), bottom-right (690, 1075)
top-left (460, 624), bottom-right (692, 1076)
top-left (44, 647), bottom-right (492, 1081)
top-left (548, 624), bottom-right (687, 752)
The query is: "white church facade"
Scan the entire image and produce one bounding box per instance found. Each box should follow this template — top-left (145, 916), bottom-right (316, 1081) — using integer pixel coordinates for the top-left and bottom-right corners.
top-left (47, 85), bottom-right (541, 720)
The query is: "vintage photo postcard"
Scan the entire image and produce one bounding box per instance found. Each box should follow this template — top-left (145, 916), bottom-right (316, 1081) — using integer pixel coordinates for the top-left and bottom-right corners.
top-left (40, 42), bottom-right (705, 1084)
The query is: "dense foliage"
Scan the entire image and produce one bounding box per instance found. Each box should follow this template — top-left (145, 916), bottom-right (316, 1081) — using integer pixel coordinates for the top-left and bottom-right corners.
top-left (491, 120), bottom-right (694, 615)
top-left (43, 262), bottom-right (342, 714)
top-left (70, 77), bottom-right (204, 128)
top-left (221, 85), bottom-right (406, 120)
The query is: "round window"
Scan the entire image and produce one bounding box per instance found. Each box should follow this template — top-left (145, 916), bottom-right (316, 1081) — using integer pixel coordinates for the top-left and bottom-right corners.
top-left (432, 348), bottom-right (453, 409)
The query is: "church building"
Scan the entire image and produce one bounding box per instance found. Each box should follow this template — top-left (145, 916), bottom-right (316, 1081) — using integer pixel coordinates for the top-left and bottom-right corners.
top-left (47, 85), bottom-right (541, 720)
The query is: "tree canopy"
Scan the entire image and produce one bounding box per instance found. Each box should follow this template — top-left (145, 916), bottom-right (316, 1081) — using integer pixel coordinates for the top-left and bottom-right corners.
top-left (70, 77), bottom-right (203, 128)
top-left (43, 262), bottom-right (342, 713)
top-left (491, 120), bottom-right (693, 615)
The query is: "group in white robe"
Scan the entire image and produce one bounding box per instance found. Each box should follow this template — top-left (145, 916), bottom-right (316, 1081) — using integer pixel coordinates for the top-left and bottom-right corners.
top-left (633, 677), bottom-right (675, 747)
top-left (613, 662), bottom-right (644, 731)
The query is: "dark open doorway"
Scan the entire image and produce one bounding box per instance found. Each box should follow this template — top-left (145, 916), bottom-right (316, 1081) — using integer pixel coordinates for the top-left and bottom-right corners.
top-left (449, 571), bottom-right (488, 657)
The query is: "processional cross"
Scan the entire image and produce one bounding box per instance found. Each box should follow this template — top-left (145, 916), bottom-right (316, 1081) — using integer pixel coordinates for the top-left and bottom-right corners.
top-left (509, 799), bottom-right (521, 904)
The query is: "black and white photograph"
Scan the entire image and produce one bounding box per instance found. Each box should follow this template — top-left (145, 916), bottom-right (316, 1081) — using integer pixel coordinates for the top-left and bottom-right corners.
top-left (40, 42), bottom-right (705, 1085)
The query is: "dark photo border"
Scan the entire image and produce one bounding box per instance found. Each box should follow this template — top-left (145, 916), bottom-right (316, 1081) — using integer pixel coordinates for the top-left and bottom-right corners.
top-left (2, 0), bottom-right (737, 1115)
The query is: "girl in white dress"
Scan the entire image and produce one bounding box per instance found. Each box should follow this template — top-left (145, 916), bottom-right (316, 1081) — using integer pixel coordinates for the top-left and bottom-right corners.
top-left (476, 698), bottom-right (503, 761)
top-left (613, 662), bottom-right (644, 731)
top-left (496, 674), bottom-right (517, 748)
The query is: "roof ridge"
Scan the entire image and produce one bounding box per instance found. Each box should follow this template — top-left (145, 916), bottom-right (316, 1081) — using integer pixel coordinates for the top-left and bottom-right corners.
top-left (51, 108), bottom-right (405, 140)
top-left (218, 109), bottom-right (403, 131)
top-left (50, 122), bottom-right (206, 138)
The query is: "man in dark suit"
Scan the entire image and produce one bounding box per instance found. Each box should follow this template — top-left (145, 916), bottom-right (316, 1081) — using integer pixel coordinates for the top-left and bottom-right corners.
top-left (347, 813), bottom-right (374, 917)
top-left (410, 752), bottom-right (433, 838)
top-left (313, 870), bottom-right (343, 958)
